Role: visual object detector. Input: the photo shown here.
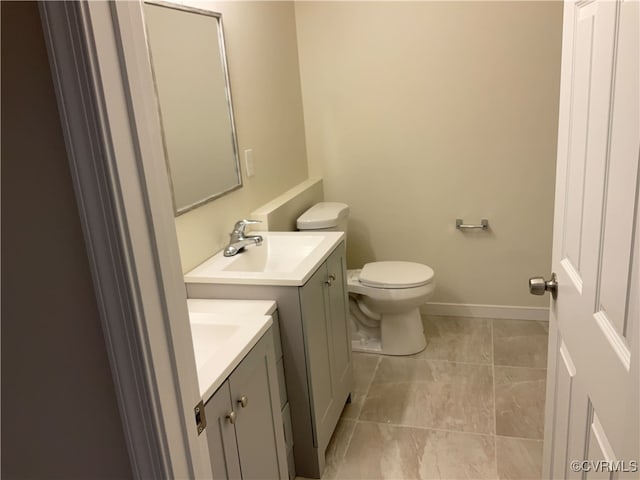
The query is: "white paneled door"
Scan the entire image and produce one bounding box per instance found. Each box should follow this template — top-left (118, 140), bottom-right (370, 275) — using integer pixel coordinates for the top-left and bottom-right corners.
top-left (541, 0), bottom-right (639, 478)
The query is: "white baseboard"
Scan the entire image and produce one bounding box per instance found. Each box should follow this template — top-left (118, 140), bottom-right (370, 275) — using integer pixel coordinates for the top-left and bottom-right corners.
top-left (420, 302), bottom-right (549, 321)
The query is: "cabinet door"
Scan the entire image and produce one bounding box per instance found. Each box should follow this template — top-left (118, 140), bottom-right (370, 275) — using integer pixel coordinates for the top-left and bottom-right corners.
top-left (300, 242), bottom-right (354, 466)
top-left (229, 331), bottom-right (287, 480)
top-left (204, 382), bottom-right (242, 480)
top-left (326, 245), bottom-right (352, 391)
top-left (299, 263), bottom-right (334, 448)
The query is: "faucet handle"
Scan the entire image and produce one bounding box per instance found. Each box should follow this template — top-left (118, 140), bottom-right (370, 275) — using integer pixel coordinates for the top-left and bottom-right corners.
top-left (232, 219), bottom-right (261, 234)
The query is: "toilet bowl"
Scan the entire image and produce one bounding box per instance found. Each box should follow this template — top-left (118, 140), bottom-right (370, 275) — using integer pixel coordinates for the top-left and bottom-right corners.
top-left (347, 261), bottom-right (434, 355)
top-left (297, 202), bottom-right (436, 356)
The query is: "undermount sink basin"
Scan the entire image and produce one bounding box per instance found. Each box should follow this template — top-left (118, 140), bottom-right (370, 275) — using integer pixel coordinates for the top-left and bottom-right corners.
top-left (185, 231), bottom-right (344, 286)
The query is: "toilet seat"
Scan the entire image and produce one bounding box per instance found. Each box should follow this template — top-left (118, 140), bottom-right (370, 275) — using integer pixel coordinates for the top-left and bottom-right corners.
top-left (359, 261), bottom-right (434, 289)
top-left (347, 265), bottom-right (436, 301)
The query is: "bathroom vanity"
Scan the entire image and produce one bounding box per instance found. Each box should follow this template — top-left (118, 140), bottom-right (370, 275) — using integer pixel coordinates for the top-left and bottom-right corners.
top-left (187, 299), bottom-right (293, 479)
top-left (204, 329), bottom-right (286, 480)
top-left (186, 232), bottom-right (353, 478)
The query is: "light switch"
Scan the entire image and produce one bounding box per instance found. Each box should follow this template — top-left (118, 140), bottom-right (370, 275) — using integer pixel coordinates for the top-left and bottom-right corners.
top-left (244, 149), bottom-right (255, 177)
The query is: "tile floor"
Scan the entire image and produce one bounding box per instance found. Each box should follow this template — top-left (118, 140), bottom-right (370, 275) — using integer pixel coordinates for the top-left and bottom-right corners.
top-left (318, 315), bottom-right (549, 480)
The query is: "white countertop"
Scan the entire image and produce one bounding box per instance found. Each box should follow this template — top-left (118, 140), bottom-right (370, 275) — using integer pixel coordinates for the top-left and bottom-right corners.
top-left (187, 298), bottom-right (277, 316)
top-left (184, 231), bottom-right (344, 286)
top-left (188, 299), bottom-right (277, 402)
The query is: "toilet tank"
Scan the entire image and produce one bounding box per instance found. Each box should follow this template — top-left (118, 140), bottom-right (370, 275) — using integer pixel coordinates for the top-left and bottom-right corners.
top-left (297, 202), bottom-right (349, 233)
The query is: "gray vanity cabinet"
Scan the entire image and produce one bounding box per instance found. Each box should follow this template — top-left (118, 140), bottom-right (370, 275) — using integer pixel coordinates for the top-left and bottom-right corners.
top-left (299, 247), bottom-right (352, 462)
top-left (187, 241), bottom-right (353, 479)
top-left (205, 329), bottom-right (288, 480)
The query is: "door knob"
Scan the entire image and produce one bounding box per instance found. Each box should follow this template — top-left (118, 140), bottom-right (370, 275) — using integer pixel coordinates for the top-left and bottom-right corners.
top-left (529, 273), bottom-right (558, 299)
top-left (237, 395), bottom-right (248, 408)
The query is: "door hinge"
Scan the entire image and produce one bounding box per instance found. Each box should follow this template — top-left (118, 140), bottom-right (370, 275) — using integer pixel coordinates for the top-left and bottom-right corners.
top-left (194, 400), bottom-right (206, 435)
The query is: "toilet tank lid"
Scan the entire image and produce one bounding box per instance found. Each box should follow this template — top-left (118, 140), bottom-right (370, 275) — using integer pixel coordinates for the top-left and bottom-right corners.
top-left (360, 261), bottom-right (435, 289)
top-left (297, 202), bottom-right (349, 229)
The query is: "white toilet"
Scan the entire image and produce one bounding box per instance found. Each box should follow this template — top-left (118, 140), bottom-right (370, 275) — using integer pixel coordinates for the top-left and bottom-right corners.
top-left (297, 202), bottom-right (435, 355)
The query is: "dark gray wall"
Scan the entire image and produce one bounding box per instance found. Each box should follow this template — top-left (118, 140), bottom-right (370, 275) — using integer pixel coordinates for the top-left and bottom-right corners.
top-left (1, 2), bottom-right (134, 478)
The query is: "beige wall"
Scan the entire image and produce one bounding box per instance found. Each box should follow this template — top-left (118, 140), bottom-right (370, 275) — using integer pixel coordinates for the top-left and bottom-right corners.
top-left (295, 1), bottom-right (562, 307)
top-left (1, 2), bottom-right (132, 477)
top-left (173, 1), bottom-right (309, 272)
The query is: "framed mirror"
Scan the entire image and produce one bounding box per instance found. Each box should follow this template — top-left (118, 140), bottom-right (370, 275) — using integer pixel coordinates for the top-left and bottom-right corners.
top-left (143, 1), bottom-right (242, 215)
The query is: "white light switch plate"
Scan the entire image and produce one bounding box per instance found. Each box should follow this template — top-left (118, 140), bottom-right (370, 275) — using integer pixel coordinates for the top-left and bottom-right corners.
top-left (244, 149), bottom-right (254, 177)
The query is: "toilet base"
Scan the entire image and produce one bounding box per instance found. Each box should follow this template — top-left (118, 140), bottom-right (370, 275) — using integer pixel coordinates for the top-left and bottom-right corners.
top-left (351, 337), bottom-right (383, 354)
top-left (351, 307), bottom-right (427, 356)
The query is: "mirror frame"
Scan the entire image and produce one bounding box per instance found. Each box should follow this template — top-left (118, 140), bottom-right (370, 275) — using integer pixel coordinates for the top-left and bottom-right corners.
top-left (143, 0), bottom-right (242, 215)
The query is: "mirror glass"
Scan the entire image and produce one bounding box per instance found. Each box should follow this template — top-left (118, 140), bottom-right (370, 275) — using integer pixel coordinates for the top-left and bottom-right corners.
top-left (144, 1), bottom-right (242, 215)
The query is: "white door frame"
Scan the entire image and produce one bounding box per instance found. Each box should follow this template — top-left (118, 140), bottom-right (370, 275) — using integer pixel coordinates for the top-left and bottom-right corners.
top-left (39, 1), bottom-right (212, 478)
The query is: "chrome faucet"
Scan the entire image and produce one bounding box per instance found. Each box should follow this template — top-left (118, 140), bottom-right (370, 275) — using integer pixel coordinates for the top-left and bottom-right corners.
top-left (223, 219), bottom-right (263, 257)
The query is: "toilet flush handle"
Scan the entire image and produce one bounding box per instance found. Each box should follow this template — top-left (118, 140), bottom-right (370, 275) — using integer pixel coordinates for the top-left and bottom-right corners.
top-left (325, 273), bottom-right (336, 286)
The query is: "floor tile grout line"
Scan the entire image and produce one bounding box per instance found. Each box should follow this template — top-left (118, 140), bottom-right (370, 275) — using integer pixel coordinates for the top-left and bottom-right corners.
top-left (493, 365), bottom-right (548, 371)
top-left (495, 434), bottom-right (545, 442)
top-left (356, 355), bottom-right (381, 422)
top-left (358, 353), bottom-right (495, 368)
top-left (355, 418), bottom-right (498, 439)
top-left (406, 357), bottom-right (494, 367)
top-left (494, 363), bottom-right (548, 370)
top-left (356, 354), bottom-right (493, 368)
top-left (331, 355), bottom-right (382, 479)
top-left (338, 355), bottom-right (382, 469)
top-left (491, 318), bottom-right (498, 475)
